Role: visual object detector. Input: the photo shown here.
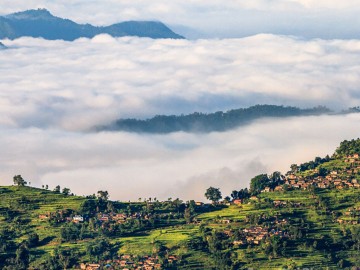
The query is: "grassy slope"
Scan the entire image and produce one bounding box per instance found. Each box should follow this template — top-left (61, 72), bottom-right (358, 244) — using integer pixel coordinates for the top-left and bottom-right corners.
top-left (1, 184), bottom-right (360, 269)
top-left (0, 186), bottom-right (85, 262)
top-left (197, 188), bottom-right (359, 269)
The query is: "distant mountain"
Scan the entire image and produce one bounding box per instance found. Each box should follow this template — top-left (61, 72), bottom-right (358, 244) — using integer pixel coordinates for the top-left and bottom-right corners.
top-left (98, 105), bottom-right (333, 134)
top-left (0, 9), bottom-right (184, 40)
top-left (0, 41), bottom-right (6, 48)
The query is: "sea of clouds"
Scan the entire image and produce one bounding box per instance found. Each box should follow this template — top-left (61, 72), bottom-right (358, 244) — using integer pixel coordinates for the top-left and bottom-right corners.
top-left (1, 35), bottom-right (360, 200)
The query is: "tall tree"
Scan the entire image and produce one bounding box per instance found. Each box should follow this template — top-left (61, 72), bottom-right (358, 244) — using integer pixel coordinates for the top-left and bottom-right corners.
top-left (97, 190), bottom-right (109, 201)
top-left (54, 185), bottom-right (61, 193)
top-left (205, 187), bottom-right (222, 204)
top-left (62, 188), bottom-right (71, 196)
top-left (250, 174), bottom-right (270, 194)
top-left (15, 244), bottom-right (29, 269)
top-left (13, 175), bottom-right (27, 186)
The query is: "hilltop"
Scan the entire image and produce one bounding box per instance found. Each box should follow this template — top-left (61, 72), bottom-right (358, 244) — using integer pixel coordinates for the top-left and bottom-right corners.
top-left (1, 139), bottom-right (360, 269)
top-left (0, 9), bottom-right (184, 41)
top-left (100, 104), bottom-right (332, 133)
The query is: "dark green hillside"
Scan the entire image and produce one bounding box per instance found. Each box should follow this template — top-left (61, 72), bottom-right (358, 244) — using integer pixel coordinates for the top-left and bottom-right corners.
top-left (103, 105), bottom-right (331, 134)
top-left (1, 139), bottom-right (360, 269)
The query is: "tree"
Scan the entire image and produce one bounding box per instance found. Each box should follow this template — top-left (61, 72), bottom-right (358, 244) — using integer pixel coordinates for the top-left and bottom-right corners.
top-left (86, 239), bottom-right (112, 261)
top-left (106, 201), bottom-right (115, 213)
top-left (290, 164), bottom-right (298, 173)
top-left (231, 190), bottom-right (239, 200)
top-left (54, 185), bottom-right (61, 193)
top-left (250, 174), bottom-right (270, 194)
top-left (62, 187), bottom-right (71, 196)
top-left (27, 233), bottom-right (39, 248)
top-left (97, 190), bottom-right (109, 201)
top-left (15, 244), bottom-right (29, 269)
top-left (53, 247), bottom-right (78, 270)
top-left (13, 175), bottom-right (27, 186)
top-left (205, 187), bottom-right (222, 204)
top-left (184, 207), bottom-right (192, 224)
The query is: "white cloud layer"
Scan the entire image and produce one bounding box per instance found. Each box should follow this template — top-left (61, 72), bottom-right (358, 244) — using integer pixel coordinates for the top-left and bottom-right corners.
top-left (1, 35), bottom-right (360, 131)
top-left (0, 114), bottom-right (359, 201)
top-left (0, 35), bottom-right (360, 200)
top-left (0, 0), bottom-right (360, 38)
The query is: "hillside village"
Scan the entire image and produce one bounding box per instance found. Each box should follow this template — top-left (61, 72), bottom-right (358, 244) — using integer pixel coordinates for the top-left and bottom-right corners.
top-left (1, 139), bottom-right (360, 269)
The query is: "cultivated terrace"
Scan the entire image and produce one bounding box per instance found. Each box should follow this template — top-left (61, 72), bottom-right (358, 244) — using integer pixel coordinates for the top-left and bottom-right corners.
top-left (1, 139), bottom-right (360, 269)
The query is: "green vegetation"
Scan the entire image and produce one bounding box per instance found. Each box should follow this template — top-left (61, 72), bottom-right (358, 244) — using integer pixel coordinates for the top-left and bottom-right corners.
top-left (106, 104), bottom-right (332, 133)
top-left (2, 139), bottom-right (360, 269)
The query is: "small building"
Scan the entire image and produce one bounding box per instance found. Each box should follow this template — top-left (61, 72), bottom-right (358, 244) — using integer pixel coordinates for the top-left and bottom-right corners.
top-left (233, 199), bottom-right (243, 205)
top-left (73, 215), bottom-right (84, 222)
top-left (39, 214), bottom-right (49, 220)
top-left (80, 263), bottom-right (101, 270)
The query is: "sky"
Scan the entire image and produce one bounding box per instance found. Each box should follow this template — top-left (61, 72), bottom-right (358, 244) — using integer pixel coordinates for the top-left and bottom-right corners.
top-left (1, 0), bottom-right (360, 39)
top-left (1, 1), bottom-right (360, 200)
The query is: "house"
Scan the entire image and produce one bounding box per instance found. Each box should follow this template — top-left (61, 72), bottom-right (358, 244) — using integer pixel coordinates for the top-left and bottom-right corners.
top-left (233, 199), bottom-right (243, 205)
top-left (99, 214), bottom-right (110, 222)
top-left (38, 214), bottom-right (49, 220)
top-left (195, 202), bottom-right (204, 206)
top-left (262, 187), bottom-right (271, 193)
top-left (287, 174), bottom-right (297, 180)
top-left (80, 263), bottom-right (101, 270)
top-left (317, 183), bottom-right (326, 189)
top-left (274, 186), bottom-right (284, 191)
top-left (221, 219), bottom-right (231, 224)
top-left (73, 215), bottom-right (84, 223)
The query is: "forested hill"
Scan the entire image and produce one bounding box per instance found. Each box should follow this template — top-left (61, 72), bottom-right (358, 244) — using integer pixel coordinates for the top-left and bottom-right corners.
top-left (0, 9), bottom-right (184, 40)
top-left (2, 139), bottom-right (360, 269)
top-left (100, 105), bottom-right (331, 133)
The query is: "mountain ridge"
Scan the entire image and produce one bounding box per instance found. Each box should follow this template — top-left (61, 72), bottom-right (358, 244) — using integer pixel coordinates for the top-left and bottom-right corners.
top-left (0, 9), bottom-right (184, 40)
top-left (99, 104), bottom-right (333, 134)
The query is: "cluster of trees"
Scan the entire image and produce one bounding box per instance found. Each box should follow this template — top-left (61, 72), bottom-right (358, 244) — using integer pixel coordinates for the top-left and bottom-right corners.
top-left (186, 227), bottom-right (239, 269)
top-left (12, 175), bottom-right (73, 197)
top-left (230, 188), bottom-right (250, 200)
top-left (108, 105), bottom-right (331, 134)
top-left (12, 175), bottom-right (27, 186)
top-left (0, 230), bottom-right (41, 270)
top-left (249, 172), bottom-right (284, 194)
top-left (335, 138), bottom-right (360, 157)
top-left (292, 156), bottom-right (331, 173)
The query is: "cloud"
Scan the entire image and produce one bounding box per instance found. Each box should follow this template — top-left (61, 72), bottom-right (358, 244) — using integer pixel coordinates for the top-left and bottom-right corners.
top-left (0, 114), bottom-right (360, 201)
top-left (1, 35), bottom-right (360, 131)
top-left (0, 1), bottom-right (360, 38)
top-left (1, 35), bottom-right (360, 200)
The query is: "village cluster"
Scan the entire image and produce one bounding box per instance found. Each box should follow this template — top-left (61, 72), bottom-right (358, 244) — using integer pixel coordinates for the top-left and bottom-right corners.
top-left (337, 207), bottom-right (360, 225)
top-left (39, 211), bottom-right (176, 224)
top-left (79, 254), bottom-right (178, 270)
top-left (33, 153), bottom-right (360, 268)
top-left (263, 154), bottom-right (360, 192)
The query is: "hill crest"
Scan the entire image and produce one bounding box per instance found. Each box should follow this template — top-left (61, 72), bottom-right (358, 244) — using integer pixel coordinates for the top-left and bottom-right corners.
top-left (0, 8), bottom-right (184, 40)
